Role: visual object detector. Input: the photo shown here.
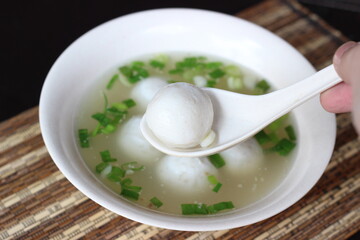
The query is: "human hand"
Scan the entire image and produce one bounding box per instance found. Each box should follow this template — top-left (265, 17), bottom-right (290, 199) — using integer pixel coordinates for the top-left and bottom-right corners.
top-left (320, 41), bottom-right (360, 133)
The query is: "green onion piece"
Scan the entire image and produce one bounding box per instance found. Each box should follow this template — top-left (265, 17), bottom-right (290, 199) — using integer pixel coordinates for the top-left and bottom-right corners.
top-left (119, 63), bottom-right (149, 84)
top-left (224, 65), bottom-right (242, 77)
top-left (121, 161), bottom-right (145, 171)
top-left (100, 150), bottom-right (117, 162)
top-left (168, 68), bottom-right (183, 74)
top-left (208, 154), bottom-right (226, 169)
top-left (121, 189), bottom-right (139, 200)
top-left (206, 80), bottom-right (217, 87)
top-left (78, 129), bottom-right (90, 148)
top-left (122, 99), bottom-right (136, 108)
top-left (150, 60), bottom-right (165, 69)
top-left (123, 185), bottom-right (142, 193)
top-left (207, 175), bottom-right (218, 185)
top-left (266, 114), bottom-right (288, 132)
top-left (106, 74), bottom-right (119, 90)
top-left (285, 125), bottom-right (297, 141)
top-left (209, 69), bottom-right (225, 79)
top-left (213, 201), bottom-right (234, 211)
top-left (100, 124), bottom-right (116, 134)
top-left (207, 205), bottom-right (217, 214)
top-left (150, 197), bottom-right (163, 208)
top-left (167, 79), bottom-right (178, 84)
top-left (132, 61), bottom-right (145, 67)
top-left (107, 166), bottom-right (125, 182)
top-left (254, 130), bottom-right (271, 145)
top-left (119, 66), bottom-right (132, 78)
top-left (111, 103), bottom-right (128, 111)
top-left (206, 62), bottom-right (223, 69)
top-left (255, 79), bottom-right (271, 93)
top-left (121, 178), bottom-right (132, 186)
top-left (181, 204), bottom-right (208, 215)
top-left (268, 132), bottom-right (279, 143)
top-left (91, 113), bottom-right (110, 126)
top-left (212, 183), bottom-right (222, 193)
top-left (91, 123), bottom-right (102, 136)
top-left (271, 138), bottom-right (296, 156)
top-left (95, 162), bottom-right (109, 174)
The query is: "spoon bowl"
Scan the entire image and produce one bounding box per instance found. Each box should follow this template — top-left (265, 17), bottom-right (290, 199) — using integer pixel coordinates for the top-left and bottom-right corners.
top-left (141, 64), bottom-right (341, 157)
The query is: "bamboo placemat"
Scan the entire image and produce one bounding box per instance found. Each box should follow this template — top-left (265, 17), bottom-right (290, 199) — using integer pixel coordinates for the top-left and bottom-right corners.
top-left (1, 0), bottom-right (359, 239)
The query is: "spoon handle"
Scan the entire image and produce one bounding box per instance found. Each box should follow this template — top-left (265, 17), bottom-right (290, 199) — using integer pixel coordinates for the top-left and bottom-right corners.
top-left (265, 64), bottom-right (342, 115)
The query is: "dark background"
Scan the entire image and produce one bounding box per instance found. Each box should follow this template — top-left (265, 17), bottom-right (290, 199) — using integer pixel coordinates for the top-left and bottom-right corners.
top-left (0, 0), bottom-right (359, 123)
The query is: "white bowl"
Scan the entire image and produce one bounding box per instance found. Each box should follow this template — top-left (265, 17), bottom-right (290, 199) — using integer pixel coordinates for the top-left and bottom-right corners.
top-left (39, 8), bottom-right (336, 231)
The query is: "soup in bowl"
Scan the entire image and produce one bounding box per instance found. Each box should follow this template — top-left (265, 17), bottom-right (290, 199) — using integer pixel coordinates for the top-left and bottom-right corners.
top-left (39, 9), bottom-right (336, 231)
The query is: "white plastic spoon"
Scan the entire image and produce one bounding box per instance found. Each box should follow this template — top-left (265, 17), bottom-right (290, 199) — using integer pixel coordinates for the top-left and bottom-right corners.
top-left (140, 64), bottom-right (341, 157)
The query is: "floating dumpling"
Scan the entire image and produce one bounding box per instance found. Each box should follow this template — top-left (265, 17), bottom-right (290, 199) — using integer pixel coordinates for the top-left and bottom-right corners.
top-left (130, 77), bottom-right (168, 113)
top-left (221, 138), bottom-right (264, 175)
top-left (157, 155), bottom-right (217, 194)
top-left (117, 116), bottom-right (163, 164)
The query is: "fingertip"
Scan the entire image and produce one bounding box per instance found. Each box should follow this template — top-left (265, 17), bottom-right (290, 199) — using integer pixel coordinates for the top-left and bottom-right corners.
top-left (333, 41), bottom-right (358, 66)
top-left (320, 82), bottom-right (352, 113)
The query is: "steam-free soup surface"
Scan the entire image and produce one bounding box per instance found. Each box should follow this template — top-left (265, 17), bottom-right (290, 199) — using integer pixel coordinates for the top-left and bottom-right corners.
top-left (76, 53), bottom-right (296, 215)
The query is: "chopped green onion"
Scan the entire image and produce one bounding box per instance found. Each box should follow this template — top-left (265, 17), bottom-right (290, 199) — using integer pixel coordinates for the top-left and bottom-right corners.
top-left (132, 61), bottom-right (145, 67)
top-left (206, 62), bottom-right (223, 69)
top-left (168, 68), bottom-right (183, 74)
top-left (268, 132), bottom-right (279, 143)
top-left (224, 65), bottom-right (242, 77)
top-left (150, 197), bottom-right (163, 208)
top-left (209, 69), bottom-right (225, 79)
top-left (206, 80), bottom-right (217, 87)
top-left (271, 138), bottom-right (296, 156)
top-left (208, 154), bottom-right (226, 169)
top-left (167, 79), bottom-right (178, 84)
top-left (95, 162), bottom-right (109, 174)
top-left (255, 79), bottom-right (270, 93)
top-left (285, 125), bottom-right (297, 141)
top-left (91, 113), bottom-right (110, 126)
top-left (181, 201), bottom-right (234, 215)
top-left (121, 161), bottom-right (145, 171)
top-left (78, 129), bottom-right (90, 148)
top-left (91, 123), bottom-right (102, 136)
top-left (107, 166), bottom-right (125, 182)
top-left (181, 203), bottom-right (208, 215)
top-left (100, 124), bottom-right (116, 134)
top-left (212, 183), bottom-right (222, 193)
top-left (123, 185), bottom-right (142, 193)
top-left (212, 201), bottom-right (234, 211)
top-left (150, 60), bottom-right (165, 69)
top-left (121, 189), bottom-right (139, 200)
top-left (111, 103), bottom-right (128, 111)
top-left (122, 99), bottom-right (136, 108)
top-left (207, 175), bottom-right (218, 185)
top-left (119, 63), bottom-right (149, 84)
top-left (266, 114), bottom-right (288, 132)
top-left (254, 130), bottom-right (271, 145)
top-left (121, 178), bottom-right (132, 186)
top-left (100, 150), bottom-right (117, 162)
top-left (106, 74), bottom-right (119, 90)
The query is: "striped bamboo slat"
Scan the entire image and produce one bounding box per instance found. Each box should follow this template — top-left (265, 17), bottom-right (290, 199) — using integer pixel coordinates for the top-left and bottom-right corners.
top-left (1, 0), bottom-right (359, 239)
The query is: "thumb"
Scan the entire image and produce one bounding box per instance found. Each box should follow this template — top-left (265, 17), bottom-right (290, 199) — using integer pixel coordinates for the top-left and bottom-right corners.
top-left (333, 41), bottom-right (360, 133)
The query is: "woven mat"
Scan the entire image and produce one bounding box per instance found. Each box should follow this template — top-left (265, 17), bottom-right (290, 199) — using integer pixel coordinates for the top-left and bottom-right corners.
top-left (1, 0), bottom-right (359, 239)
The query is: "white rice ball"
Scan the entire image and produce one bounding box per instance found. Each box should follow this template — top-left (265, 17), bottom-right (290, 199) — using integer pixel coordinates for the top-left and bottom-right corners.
top-left (145, 82), bottom-right (214, 148)
top-left (117, 116), bottom-right (163, 164)
top-left (130, 77), bottom-right (168, 113)
top-left (157, 155), bottom-right (217, 194)
top-left (221, 138), bottom-right (264, 175)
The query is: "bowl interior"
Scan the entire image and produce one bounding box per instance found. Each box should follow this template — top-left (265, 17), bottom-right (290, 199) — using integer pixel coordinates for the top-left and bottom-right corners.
top-left (39, 8), bottom-right (336, 231)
